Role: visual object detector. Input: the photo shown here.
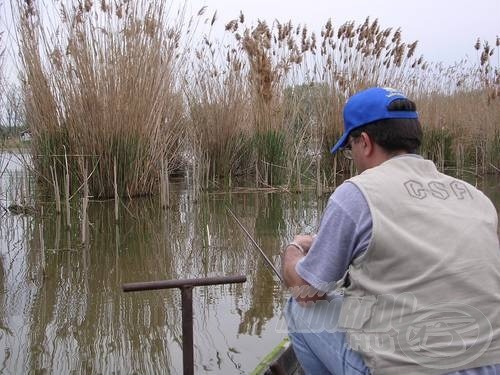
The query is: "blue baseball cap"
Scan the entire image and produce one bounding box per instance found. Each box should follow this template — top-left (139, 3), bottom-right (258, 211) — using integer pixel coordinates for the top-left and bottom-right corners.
top-left (330, 87), bottom-right (418, 153)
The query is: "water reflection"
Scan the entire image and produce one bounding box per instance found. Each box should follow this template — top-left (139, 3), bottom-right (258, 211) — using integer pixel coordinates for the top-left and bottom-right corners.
top-left (0, 170), bottom-right (326, 373)
top-left (0, 152), bottom-right (498, 373)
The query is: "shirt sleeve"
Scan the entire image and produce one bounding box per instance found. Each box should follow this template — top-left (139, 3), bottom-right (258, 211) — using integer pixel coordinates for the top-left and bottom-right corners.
top-left (295, 181), bottom-right (372, 292)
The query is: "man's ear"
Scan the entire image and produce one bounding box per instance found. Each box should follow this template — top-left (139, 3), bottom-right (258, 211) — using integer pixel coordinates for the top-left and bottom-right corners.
top-left (360, 132), bottom-right (373, 156)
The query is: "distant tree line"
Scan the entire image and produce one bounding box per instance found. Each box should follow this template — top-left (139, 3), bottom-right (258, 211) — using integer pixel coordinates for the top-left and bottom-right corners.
top-left (0, 85), bottom-right (26, 139)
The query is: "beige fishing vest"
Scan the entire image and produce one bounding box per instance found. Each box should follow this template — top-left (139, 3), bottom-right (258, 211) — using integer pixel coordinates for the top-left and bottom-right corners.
top-left (338, 156), bottom-right (500, 374)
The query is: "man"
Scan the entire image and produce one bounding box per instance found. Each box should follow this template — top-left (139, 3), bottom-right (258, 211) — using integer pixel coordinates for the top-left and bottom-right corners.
top-left (281, 87), bottom-right (500, 374)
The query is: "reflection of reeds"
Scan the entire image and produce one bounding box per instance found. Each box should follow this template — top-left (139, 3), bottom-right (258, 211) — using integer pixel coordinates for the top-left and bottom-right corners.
top-left (38, 207), bottom-right (45, 274)
top-left (49, 161), bottom-right (61, 214)
top-left (0, 256), bottom-right (7, 332)
top-left (63, 150), bottom-right (71, 230)
top-left (2, 181), bottom-right (495, 373)
top-left (160, 158), bottom-right (170, 209)
top-left (80, 160), bottom-right (89, 243)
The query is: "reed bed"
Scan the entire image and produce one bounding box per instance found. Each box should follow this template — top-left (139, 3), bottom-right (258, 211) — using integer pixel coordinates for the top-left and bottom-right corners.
top-left (184, 34), bottom-right (252, 190)
top-left (0, 6), bottom-right (6, 149)
top-left (12, 3), bottom-right (500, 201)
top-left (0, 16), bottom-right (4, 99)
top-left (16, 0), bottom-right (185, 199)
top-left (416, 39), bottom-right (500, 175)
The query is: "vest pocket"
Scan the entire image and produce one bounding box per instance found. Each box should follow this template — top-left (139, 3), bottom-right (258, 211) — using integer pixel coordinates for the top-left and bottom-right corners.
top-left (338, 296), bottom-right (376, 330)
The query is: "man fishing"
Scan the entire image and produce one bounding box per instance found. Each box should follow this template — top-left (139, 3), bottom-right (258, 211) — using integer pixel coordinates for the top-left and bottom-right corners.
top-left (281, 87), bottom-right (500, 374)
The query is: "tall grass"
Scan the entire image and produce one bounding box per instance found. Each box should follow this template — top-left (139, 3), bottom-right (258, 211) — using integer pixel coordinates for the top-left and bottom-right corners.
top-left (16, 0), bottom-right (185, 198)
top-left (184, 34), bottom-right (252, 190)
top-left (0, 11), bottom-right (4, 96)
top-left (416, 39), bottom-right (500, 175)
top-left (0, 3), bottom-right (5, 140)
top-left (12, 5), bottom-right (500, 198)
top-left (227, 18), bottom-right (306, 187)
top-left (226, 17), bottom-right (498, 183)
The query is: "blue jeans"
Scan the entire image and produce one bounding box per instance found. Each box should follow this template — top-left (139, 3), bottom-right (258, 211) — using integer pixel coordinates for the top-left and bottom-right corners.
top-left (285, 296), bottom-right (371, 375)
top-left (285, 296), bottom-right (500, 375)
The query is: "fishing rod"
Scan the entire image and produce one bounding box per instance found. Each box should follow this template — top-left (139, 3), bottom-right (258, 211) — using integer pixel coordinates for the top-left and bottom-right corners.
top-left (226, 206), bottom-right (284, 283)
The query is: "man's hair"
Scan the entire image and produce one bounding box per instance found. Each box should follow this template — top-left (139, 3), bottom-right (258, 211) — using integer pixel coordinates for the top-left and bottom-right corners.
top-left (349, 98), bottom-right (423, 154)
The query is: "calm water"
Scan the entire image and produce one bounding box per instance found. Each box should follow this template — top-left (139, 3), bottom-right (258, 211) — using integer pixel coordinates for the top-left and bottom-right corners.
top-left (0, 153), bottom-right (498, 374)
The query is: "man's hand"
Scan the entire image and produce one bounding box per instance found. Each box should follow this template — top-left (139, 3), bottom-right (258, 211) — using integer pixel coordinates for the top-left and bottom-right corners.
top-left (280, 244), bottom-right (306, 288)
top-left (292, 234), bottom-right (315, 254)
top-left (280, 235), bottom-right (325, 305)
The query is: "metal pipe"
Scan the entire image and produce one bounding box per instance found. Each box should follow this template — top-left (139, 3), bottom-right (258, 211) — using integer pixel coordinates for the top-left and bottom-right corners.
top-left (122, 275), bottom-right (247, 292)
top-left (181, 286), bottom-right (194, 375)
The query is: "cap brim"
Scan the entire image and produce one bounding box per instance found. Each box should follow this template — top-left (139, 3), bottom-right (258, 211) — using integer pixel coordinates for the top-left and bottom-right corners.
top-left (330, 133), bottom-right (349, 154)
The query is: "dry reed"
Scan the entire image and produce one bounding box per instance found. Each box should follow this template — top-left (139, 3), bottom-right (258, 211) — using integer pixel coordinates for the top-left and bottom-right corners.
top-left (188, 16), bottom-right (499, 187)
top-left (0, 15), bottom-right (4, 105)
top-left (184, 35), bottom-right (252, 189)
top-left (12, 4), bottom-right (500, 200)
top-left (16, 0), bottom-right (186, 199)
top-left (0, 5), bottom-right (6, 150)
